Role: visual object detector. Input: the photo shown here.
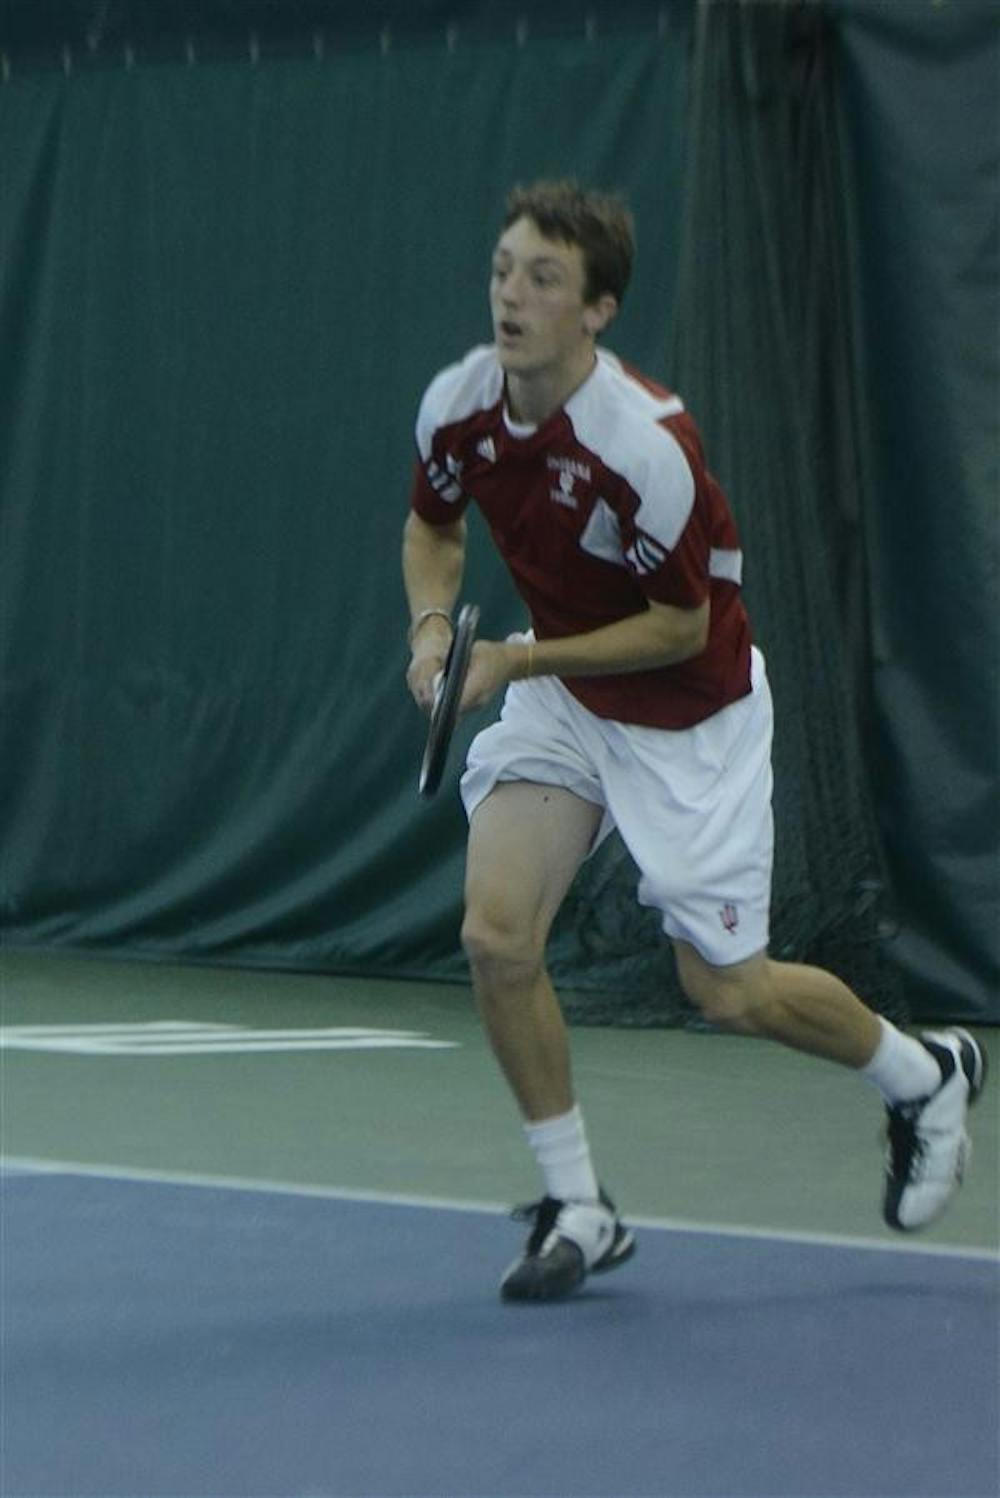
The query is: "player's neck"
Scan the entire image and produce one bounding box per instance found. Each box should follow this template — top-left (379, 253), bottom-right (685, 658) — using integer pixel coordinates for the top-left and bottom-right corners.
top-left (504, 348), bottom-right (598, 428)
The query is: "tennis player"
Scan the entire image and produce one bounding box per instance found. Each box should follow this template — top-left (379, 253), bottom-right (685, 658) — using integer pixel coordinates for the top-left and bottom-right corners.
top-left (403, 180), bottom-right (986, 1302)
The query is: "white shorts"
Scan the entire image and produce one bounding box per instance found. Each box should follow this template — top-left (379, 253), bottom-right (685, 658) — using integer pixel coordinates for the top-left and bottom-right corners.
top-left (461, 646), bottom-right (775, 966)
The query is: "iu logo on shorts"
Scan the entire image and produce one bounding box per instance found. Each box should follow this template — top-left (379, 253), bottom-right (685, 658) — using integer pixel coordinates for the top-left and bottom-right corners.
top-left (719, 903), bottom-right (740, 934)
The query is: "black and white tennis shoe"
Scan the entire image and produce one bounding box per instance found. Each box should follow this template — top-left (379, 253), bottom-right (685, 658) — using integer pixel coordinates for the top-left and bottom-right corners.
top-left (500, 1189), bottom-right (635, 1302)
top-left (883, 1027), bottom-right (987, 1231)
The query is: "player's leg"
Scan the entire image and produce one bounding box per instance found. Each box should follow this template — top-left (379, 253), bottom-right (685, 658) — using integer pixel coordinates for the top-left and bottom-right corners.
top-left (604, 647), bottom-right (986, 1232)
top-left (673, 942), bottom-right (986, 1230)
top-left (672, 943), bottom-right (882, 1064)
top-left (462, 780), bottom-right (601, 1123)
top-left (462, 781), bottom-right (635, 1300)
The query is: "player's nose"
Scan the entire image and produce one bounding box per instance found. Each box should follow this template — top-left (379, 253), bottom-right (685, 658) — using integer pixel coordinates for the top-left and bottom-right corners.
top-left (499, 267), bottom-right (527, 307)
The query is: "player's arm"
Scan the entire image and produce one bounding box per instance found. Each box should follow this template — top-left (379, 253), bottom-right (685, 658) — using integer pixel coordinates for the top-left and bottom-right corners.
top-left (403, 510), bottom-right (468, 712)
top-left (460, 597), bottom-right (709, 713)
top-left (525, 597), bottom-right (709, 678)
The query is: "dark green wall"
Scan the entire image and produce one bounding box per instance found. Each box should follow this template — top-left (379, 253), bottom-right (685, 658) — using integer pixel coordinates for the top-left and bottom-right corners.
top-left (0, 11), bottom-right (692, 988)
top-left (833, 0), bottom-right (999, 1020)
top-left (1, 0), bottom-right (996, 1021)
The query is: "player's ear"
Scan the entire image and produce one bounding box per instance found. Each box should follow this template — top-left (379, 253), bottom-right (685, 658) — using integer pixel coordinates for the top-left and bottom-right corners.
top-left (583, 294), bottom-right (618, 338)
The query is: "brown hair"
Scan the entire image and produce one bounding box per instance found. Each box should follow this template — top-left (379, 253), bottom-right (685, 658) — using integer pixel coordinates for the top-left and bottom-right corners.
top-left (503, 180), bottom-right (635, 306)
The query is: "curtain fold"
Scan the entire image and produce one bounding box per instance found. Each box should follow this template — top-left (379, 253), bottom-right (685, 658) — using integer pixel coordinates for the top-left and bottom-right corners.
top-left (2, 2), bottom-right (993, 1023)
top-left (662, 0), bottom-right (906, 1017)
top-left (0, 22), bottom-right (697, 1017)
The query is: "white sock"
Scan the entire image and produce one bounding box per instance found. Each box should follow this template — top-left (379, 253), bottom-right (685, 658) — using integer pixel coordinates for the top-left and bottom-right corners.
top-left (523, 1105), bottom-right (600, 1203)
top-left (861, 1017), bottom-right (942, 1103)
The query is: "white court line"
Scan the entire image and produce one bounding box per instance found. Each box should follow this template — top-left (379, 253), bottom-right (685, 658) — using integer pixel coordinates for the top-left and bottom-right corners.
top-left (0, 1022), bottom-right (459, 1054)
top-left (3, 1154), bottom-right (997, 1264)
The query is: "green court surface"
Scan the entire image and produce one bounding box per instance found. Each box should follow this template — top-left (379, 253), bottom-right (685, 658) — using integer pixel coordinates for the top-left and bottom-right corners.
top-left (1, 950), bottom-right (997, 1252)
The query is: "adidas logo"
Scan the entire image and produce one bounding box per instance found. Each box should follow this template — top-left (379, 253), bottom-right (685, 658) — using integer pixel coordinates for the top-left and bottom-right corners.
top-left (476, 435), bottom-right (497, 463)
top-left (625, 530), bottom-right (668, 577)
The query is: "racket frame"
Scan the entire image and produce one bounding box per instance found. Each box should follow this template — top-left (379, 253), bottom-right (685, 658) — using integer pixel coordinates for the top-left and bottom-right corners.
top-left (418, 602), bottom-right (480, 797)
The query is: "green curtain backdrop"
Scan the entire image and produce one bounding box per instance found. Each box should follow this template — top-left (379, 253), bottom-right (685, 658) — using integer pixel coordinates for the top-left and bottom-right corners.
top-left (663, 0), bottom-right (906, 1021)
top-left (1, 0), bottom-right (996, 1023)
top-left (0, 9), bottom-right (693, 995)
top-left (832, 0), bottom-right (999, 1021)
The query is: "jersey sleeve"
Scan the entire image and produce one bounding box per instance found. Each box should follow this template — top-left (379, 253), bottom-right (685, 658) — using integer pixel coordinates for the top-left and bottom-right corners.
top-left (408, 364), bottom-right (477, 525)
top-left (616, 420), bottom-right (710, 610)
top-left (409, 453), bottom-right (470, 525)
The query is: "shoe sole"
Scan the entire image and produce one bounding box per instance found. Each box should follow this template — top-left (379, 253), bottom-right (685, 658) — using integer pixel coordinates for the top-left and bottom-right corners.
top-left (591, 1227), bottom-right (637, 1276)
top-left (954, 1030), bottom-right (986, 1194)
top-left (500, 1225), bottom-right (637, 1302)
top-left (954, 1028), bottom-right (987, 1102)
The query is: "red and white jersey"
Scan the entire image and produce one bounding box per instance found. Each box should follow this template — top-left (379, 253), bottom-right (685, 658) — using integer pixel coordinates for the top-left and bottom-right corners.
top-left (409, 344), bottom-right (752, 728)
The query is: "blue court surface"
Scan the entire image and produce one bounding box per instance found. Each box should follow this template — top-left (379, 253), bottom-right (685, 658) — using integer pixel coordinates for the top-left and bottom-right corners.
top-left (3, 1166), bottom-right (997, 1498)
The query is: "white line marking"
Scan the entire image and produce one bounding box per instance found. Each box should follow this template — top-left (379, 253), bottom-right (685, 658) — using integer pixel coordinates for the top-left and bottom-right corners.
top-left (1, 1022), bottom-right (233, 1035)
top-left (2, 1038), bottom-right (458, 1055)
top-left (0, 1156), bottom-right (509, 1220)
top-left (2, 1024), bottom-right (433, 1038)
top-left (2, 1156), bottom-right (996, 1264)
top-left (0, 1022), bottom-right (460, 1055)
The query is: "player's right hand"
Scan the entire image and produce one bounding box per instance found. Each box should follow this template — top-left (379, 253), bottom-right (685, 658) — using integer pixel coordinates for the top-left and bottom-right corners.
top-left (407, 654), bottom-right (447, 714)
top-left (406, 624), bottom-right (451, 714)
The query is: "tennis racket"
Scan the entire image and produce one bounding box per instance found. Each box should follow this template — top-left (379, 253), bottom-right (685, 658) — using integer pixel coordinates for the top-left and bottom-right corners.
top-left (418, 603), bottom-right (480, 797)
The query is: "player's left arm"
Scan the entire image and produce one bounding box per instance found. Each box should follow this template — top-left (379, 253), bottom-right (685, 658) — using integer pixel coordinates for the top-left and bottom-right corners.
top-left (521, 598), bottom-right (709, 676)
top-left (460, 597), bottom-right (709, 712)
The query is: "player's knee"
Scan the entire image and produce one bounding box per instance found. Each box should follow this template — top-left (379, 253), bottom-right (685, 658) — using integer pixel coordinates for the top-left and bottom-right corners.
top-left (676, 950), bottom-right (773, 1035)
top-left (685, 977), bottom-right (758, 1033)
top-left (461, 908), bottom-right (543, 988)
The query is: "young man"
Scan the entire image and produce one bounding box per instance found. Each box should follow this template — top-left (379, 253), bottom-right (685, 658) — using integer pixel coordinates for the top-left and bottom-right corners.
top-left (402, 181), bottom-right (986, 1303)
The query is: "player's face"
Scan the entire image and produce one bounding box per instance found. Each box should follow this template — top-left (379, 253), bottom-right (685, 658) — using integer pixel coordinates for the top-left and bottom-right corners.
top-left (490, 217), bottom-right (603, 379)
